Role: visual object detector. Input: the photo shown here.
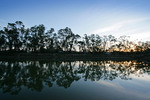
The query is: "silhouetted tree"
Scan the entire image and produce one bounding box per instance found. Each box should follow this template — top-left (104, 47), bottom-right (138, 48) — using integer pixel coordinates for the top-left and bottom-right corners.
top-left (0, 30), bottom-right (6, 51)
top-left (0, 21), bottom-right (149, 53)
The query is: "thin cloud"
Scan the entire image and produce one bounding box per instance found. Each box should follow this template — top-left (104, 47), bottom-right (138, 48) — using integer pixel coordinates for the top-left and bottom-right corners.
top-left (92, 17), bottom-right (150, 34)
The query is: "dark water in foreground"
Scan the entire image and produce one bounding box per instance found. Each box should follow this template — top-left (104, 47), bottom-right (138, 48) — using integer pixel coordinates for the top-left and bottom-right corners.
top-left (0, 60), bottom-right (150, 100)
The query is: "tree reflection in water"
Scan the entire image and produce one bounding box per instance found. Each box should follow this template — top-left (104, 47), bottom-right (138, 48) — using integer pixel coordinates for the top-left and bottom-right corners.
top-left (0, 60), bottom-right (149, 95)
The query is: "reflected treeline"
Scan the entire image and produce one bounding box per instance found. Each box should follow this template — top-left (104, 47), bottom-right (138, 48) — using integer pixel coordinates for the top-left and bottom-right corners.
top-left (0, 61), bottom-right (150, 95)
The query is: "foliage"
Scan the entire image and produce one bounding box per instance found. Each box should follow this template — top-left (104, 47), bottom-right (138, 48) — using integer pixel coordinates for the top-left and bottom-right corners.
top-left (0, 21), bottom-right (150, 53)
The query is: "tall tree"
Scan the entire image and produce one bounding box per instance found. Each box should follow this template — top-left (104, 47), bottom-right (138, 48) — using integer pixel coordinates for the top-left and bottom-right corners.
top-left (30, 24), bottom-right (45, 52)
top-left (0, 30), bottom-right (6, 51)
top-left (58, 27), bottom-right (80, 52)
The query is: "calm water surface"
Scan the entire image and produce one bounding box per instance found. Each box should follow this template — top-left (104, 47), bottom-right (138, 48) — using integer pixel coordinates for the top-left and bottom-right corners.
top-left (0, 60), bottom-right (150, 100)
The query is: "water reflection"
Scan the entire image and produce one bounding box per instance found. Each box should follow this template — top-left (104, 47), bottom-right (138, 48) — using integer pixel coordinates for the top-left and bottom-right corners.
top-left (0, 60), bottom-right (149, 95)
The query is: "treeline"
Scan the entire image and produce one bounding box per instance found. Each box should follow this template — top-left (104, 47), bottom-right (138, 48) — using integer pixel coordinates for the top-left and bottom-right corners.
top-left (0, 21), bottom-right (150, 53)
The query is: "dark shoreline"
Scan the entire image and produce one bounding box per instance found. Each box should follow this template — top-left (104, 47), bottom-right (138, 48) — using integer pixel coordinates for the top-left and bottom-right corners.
top-left (0, 53), bottom-right (149, 62)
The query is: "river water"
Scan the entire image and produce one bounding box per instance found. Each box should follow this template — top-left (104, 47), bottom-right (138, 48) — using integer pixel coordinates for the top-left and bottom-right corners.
top-left (0, 60), bottom-right (150, 100)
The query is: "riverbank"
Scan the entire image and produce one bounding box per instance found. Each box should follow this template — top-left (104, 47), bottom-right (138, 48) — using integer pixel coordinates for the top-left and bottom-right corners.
top-left (0, 53), bottom-right (149, 62)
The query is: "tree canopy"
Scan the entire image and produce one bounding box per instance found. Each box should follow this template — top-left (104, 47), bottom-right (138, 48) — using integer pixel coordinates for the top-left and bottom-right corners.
top-left (0, 21), bottom-right (150, 53)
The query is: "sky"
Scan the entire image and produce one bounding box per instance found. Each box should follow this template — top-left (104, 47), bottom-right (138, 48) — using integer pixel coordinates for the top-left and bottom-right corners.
top-left (0, 0), bottom-right (150, 41)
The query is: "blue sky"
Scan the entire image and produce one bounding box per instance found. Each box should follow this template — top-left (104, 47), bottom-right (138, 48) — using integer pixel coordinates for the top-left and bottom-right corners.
top-left (0, 0), bottom-right (150, 41)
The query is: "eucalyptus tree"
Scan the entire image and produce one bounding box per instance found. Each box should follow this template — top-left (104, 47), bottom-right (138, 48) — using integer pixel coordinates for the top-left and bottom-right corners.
top-left (118, 36), bottom-right (130, 52)
top-left (83, 34), bottom-right (90, 52)
top-left (37, 24), bottom-right (46, 52)
top-left (0, 30), bottom-right (6, 51)
top-left (2, 21), bottom-right (25, 52)
top-left (142, 41), bottom-right (150, 52)
top-left (29, 25), bottom-right (39, 52)
top-left (102, 35), bottom-right (109, 52)
top-left (1, 20), bottom-right (150, 53)
top-left (58, 27), bottom-right (71, 51)
top-left (89, 34), bottom-right (96, 52)
top-left (22, 28), bottom-right (30, 52)
top-left (146, 41), bottom-right (150, 50)
top-left (58, 27), bottom-right (68, 51)
top-left (29, 24), bottom-right (46, 52)
top-left (15, 21), bottom-right (25, 51)
top-left (79, 34), bottom-right (102, 53)
top-left (78, 40), bottom-right (85, 52)
top-left (95, 34), bottom-right (102, 52)
top-left (68, 34), bottom-right (80, 52)
top-left (4, 22), bottom-right (18, 51)
top-left (45, 28), bottom-right (58, 52)
top-left (58, 27), bottom-right (80, 52)
top-left (107, 35), bottom-right (117, 52)
top-left (108, 35), bottom-right (116, 47)
top-left (52, 31), bottom-right (61, 52)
